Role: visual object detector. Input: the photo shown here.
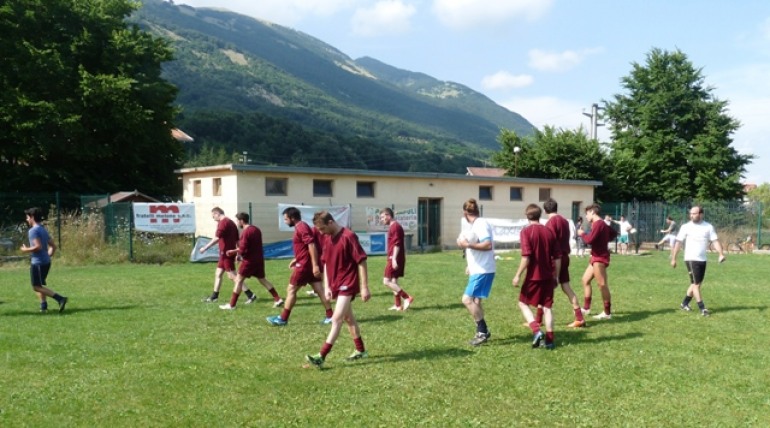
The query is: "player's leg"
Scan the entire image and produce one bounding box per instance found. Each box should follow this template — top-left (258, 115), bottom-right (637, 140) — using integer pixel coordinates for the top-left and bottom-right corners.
top-left (383, 277), bottom-right (403, 310)
top-left (310, 280), bottom-right (334, 322)
top-left (257, 276), bottom-right (283, 306)
top-left (581, 263), bottom-right (595, 314)
top-left (561, 281), bottom-right (586, 327)
top-left (592, 262), bottom-right (612, 319)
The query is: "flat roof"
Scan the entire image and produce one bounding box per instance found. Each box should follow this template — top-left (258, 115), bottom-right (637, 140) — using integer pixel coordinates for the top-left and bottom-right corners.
top-left (176, 164), bottom-right (602, 187)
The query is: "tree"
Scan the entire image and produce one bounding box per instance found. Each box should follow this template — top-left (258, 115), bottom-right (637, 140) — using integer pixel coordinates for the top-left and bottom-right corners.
top-left (491, 126), bottom-right (619, 200)
top-left (603, 48), bottom-right (752, 202)
top-left (0, 0), bottom-right (181, 196)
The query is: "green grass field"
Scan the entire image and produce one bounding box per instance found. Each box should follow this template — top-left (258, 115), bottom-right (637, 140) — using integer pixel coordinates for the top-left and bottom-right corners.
top-left (1, 250), bottom-right (769, 427)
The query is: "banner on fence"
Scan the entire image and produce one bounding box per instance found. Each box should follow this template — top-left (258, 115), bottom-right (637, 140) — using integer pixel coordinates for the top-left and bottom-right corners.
top-left (189, 233), bottom-right (385, 262)
top-left (365, 207), bottom-right (418, 232)
top-left (133, 203), bottom-right (196, 234)
top-left (277, 204), bottom-right (351, 232)
top-left (465, 217), bottom-right (575, 245)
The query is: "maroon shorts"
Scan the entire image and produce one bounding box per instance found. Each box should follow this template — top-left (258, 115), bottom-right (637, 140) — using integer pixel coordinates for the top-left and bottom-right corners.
top-left (238, 259), bottom-right (265, 279)
top-left (519, 279), bottom-right (555, 308)
top-left (290, 267), bottom-right (320, 287)
top-left (218, 254), bottom-right (236, 271)
top-left (331, 284), bottom-right (359, 300)
top-left (384, 262), bottom-right (404, 279)
top-left (557, 255), bottom-right (570, 284)
top-left (589, 256), bottom-right (610, 268)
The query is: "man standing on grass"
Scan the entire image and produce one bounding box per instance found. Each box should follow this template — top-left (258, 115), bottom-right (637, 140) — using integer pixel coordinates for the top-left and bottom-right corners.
top-left (20, 207), bottom-right (67, 313)
top-left (379, 207), bottom-right (414, 311)
top-left (671, 205), bottom-right (726, 317)
top-left (543, 198), bottom-right (586, 328)
top-left (219, 212), bottom-right (283, 310)
top-left (577, 204), bottom-right (618, 320)
top-left (266, 207), bottom-right (333, 326)
top-left (513, 204), bottom-right (561, 349)
top-left (199, 207), bottom-right (258, 305)
top-left (613, 215), bottom-right (633, 255)
top-left (456, 198), bottom-right (495, 347)
top-left (305, 211), bottom-right (370, 369)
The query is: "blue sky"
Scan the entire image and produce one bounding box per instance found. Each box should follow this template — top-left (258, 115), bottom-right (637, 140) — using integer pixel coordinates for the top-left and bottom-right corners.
top-left (177, 0), bottom-right (770, 185)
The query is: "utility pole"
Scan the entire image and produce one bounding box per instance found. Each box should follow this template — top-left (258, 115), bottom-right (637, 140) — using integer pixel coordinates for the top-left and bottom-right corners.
top-left (582, 103), bottom-right (604, 140)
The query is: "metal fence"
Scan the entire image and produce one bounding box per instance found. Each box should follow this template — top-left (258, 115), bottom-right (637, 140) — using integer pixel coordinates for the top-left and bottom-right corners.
top-left (1, 192), bottom-right (767, 261)
top-left (602, 200), bottom-right (766, 253)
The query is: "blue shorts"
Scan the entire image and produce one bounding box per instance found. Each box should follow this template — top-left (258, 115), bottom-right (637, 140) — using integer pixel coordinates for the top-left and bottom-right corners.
top-left (30, 263), bottom-right (51, 287)
top-left (464, 273), bottom-right (495, 299)
top-left (619, 235), bottom-right (629, 244)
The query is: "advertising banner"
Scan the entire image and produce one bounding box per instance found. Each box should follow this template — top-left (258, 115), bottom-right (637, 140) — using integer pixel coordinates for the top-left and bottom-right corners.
top-left (133, 203), bottom-right (196, 234)
top-left (277, 204), bottom-right (351, 232)
top-left (365, 207), bottom-right (418, 232)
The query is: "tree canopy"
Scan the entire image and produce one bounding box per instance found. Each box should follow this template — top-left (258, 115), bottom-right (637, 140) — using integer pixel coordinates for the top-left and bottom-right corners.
top-left (0, 0), bottom-right (181, 196)
top-left (603, 48), bottom-right (752, 202)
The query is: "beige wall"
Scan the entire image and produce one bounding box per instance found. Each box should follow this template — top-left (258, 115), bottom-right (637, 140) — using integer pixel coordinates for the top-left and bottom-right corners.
top-left (178, 165), bottom-right (598, 248)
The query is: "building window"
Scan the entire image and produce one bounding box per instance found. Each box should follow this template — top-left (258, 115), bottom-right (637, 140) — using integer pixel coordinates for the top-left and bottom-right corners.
top-left (265, 177), bottom-right (288, 196)
top-left (213, 178), bottom-right (222, 196)
top-left (539, 187), bottom-right (551, 201)
top-left (510, 187), bottom-right (523, 201)
top-left (193, 180), bottom-right (201, 197)
top-left (357, 181), bottom-right (375, 198)
top-left (479, 186), bottom-right (493, 201)
top-left (313, 179), bottom-right (333, 197)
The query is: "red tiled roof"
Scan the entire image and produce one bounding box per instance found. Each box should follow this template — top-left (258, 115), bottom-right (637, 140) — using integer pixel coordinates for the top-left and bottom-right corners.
top-left (466, 167), bottom-right (507, 177)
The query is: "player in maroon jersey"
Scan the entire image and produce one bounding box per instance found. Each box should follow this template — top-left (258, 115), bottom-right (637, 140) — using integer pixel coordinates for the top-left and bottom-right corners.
top-left (577, 204), bottom-right (618, 320)
top-left (379, 208), bottom-right (414, 311)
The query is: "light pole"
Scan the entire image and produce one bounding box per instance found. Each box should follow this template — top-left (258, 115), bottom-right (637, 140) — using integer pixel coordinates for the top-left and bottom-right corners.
top-left (513, 146), bottom-right (521, 176)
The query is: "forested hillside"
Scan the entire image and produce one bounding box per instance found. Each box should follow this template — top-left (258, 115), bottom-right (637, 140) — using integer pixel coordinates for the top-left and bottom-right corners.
top-left (133, 0), bottom-right (535, 172)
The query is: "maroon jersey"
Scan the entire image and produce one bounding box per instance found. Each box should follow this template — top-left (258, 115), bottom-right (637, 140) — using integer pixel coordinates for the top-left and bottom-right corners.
top-left (292, 221), bottom-right (318, 269)
top-left (216, 217), bottom-right (239, 255)
top-left (238, 224), bottom-right (265, 278)
top-left (582, 219), bottom-right (618, 264)
top-left (520, 223), bottom-right (559, 282)
top-left (385, 221), bottom-right (406, 278)
top-left (321, 227), bottom-right (367, 291)
top-left (545, 214), bottom-right (571, 256)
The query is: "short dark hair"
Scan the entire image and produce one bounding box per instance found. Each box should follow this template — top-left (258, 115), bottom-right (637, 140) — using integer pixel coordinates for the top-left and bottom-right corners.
top-left (381, 207), bottom-right (394, 217)
top-left (463, 198), bottom-right (480, 216)
top-left (543, 198), bottom-right (558, 214)
top-left (526, 204), bottom-right (542, 221)
top-left (282, 206), bottom-right (301, 221)
top-left (212, 207), bottom-right (224, 215)
top-left (585, 204), bottom-right (601, 216)
top-left (24, 207), bottom-right (44, 223)
top-left (235, 212), bottom-right (249, 223)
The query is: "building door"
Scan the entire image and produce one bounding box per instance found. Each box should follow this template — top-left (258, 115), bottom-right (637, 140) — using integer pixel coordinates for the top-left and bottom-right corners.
top-left (418, 198), bottom-right (442, 249)
top-left (571, 201), bottom-right (582, 222)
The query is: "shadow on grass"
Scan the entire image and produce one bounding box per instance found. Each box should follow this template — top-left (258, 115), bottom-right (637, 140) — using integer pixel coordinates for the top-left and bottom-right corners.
top-left (0, 304), bottom-right (138, 317)
top-left (353, 346), bottom-right (475, 367)
top-left (711, 305), bottom-right (767, 314)
top-left (489, 328), bottom-right (643, 347)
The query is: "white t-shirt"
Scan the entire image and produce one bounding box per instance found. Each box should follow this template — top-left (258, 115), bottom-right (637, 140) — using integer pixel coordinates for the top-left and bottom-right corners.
top-left (466, 217), bottom-right (496, 274)
top-left (619, 220), bottom-right (632, 237)
top-left (676, 221), bottom-right (718, 262)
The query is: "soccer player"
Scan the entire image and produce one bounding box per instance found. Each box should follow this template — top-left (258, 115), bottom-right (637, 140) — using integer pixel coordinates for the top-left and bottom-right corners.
top-left (613, 215), bottom-right (633, 255)
top-left (219, 212), bottom-right (283, 310)
top-left (456, 198), bottom-right (495, 346)
top-left (379, 207), bottom-right (414, 311)
top-left (199, 207), bottom-right (258, 305)
top-left (656, 216), bottom-right (678, 251)
top-left (670, 205), bottom-right (726, 316)
top-left (543, 198), bottom-right (586, 328)
top-left (513, 204), bottom-right (561, 349)
top-left (305, 211), bottom-right (370, 369)
top-left (266, 207), bottom-right (333, 325)
top-left (20, 207), bottom-right (68, 313)
top-left (577, 204), bottom-right (618, 320)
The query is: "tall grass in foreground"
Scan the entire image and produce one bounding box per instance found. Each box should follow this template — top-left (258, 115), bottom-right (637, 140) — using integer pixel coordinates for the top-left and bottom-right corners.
top-left (1, 251), bottom-right (769, 427)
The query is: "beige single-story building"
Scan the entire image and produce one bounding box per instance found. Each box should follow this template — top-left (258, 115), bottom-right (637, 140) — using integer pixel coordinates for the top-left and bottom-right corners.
top-left (176, 164), bottom-right (601, 249)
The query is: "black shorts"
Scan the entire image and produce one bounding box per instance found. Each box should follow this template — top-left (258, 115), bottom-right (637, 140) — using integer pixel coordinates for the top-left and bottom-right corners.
top-left (685, 261), bottom-right (707, 285)
top-left (30, 263), bottom-right (51, 287)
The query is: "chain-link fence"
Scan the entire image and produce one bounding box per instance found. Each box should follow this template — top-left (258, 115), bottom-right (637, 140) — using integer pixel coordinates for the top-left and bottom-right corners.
top-left (602, 200), bottom-right (766, 253)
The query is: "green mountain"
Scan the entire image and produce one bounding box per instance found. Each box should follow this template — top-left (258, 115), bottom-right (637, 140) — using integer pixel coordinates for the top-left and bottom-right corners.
top-left (133, 0), bottom-right (535, 172)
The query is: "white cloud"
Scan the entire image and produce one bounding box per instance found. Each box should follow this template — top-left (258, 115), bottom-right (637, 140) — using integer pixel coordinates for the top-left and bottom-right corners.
top-left (351, 0), bottom-right (417, 37)
top-left (481, 71), bottom-right (533, 90)
top-left (499, 96), bottom-right (590, 130)
top-left (528, 48), bottom-right (603, 72)
top-left (431, 0), bottom-right (552, 30)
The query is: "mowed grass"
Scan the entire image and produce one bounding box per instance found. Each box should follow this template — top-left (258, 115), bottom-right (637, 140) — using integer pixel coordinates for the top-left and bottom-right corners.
top-left (1, 250), bottom-right (769, 427)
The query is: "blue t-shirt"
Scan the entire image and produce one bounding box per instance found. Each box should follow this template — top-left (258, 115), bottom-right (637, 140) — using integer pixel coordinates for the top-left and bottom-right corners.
top-left (28, 225), bottom-right (51, 265)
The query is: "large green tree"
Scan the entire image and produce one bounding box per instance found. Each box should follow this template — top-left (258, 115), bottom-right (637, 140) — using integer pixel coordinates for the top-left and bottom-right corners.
top-left (491, 126), bottom-right (619, 200)
top-left (603, 48), bottom-right (752, 202)
top-left (0, 0), bottom-right (181, 196)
